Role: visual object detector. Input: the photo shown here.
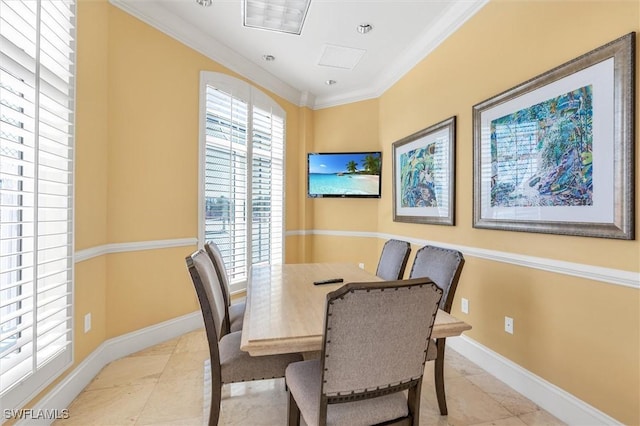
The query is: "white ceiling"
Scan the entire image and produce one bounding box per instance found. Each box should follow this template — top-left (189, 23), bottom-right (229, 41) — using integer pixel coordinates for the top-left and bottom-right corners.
top-left (110, 0), bottom-right (488, 109)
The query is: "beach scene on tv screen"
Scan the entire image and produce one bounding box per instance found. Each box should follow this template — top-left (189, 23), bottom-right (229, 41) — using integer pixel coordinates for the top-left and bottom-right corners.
top-left (308, 152), bottom-right (381, 196)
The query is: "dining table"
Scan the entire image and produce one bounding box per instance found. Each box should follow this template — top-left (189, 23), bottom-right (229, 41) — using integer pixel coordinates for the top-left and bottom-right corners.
top-left (240, 262), bottom-right (472, 356)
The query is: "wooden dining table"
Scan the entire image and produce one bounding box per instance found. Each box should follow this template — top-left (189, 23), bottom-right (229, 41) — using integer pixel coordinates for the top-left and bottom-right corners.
top-left (240, 262), bottom-right (472, 356)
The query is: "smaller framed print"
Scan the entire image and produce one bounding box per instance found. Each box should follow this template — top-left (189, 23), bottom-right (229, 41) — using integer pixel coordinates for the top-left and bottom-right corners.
top-left (392, 116), bottom-right (456, 225)
top-left (473, 32), bottom-right (635, 239)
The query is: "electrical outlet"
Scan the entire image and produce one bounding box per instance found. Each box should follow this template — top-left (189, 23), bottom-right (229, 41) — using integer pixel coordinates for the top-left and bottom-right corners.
top-left (358, 263), bottom-right (365, 269)
top-left (504, 316), bottom-right (514, 334)
top-left (84, 313), bottom-right (92, 333)
top-left (461, 298), bottom-right (469, 314)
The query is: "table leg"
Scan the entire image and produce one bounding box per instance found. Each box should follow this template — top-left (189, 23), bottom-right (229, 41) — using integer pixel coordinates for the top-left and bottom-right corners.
top-left (434, 337), bottom-right (448, 415)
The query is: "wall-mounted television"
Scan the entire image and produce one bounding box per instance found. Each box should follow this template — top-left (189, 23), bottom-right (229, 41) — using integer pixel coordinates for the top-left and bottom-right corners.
top-left (307, 151), bottom-right (382, 198)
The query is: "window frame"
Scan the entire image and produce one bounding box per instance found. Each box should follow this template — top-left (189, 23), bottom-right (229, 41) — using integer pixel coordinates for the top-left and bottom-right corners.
top-left (0, 0), bottom-right (76, 412)
top-left (198, 72), bottom-right (286, 293)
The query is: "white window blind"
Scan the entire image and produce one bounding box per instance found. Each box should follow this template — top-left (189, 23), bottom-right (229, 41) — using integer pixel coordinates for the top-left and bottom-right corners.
top-left (0, 0), bottom-right (75, 412)
top-left (200, 73), bottom-right (284, 290)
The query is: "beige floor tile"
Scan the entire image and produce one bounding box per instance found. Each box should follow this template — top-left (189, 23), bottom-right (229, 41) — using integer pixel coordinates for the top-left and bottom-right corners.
top-left (471, 417), bottom-right (529, 426)
top-left (136, 377), bottom-right (204, 425)
top-left (435, 376), bottom-right (513, 426)
top-left (467, 373), bottom-right (538, 416)
top-left (86, 355), bottom-right (171, 391)
top-left (445, 348), bottom-right (487, 377)
top-left (158, 350), bottom-right (209, 383)
top-left (134, 416), bottom-right (204, 426)
top-left (56, 383), bottom-right (156, 425)
top-left (219, 379), bottom-right (288, 425)
top-left (58, 332), bottom-right (565, 426)
top-left (518, 410), bottom-right (566, 426)
top-left (130, 338), bottom-right (179, 357)
top-left (174, 329), bottom-right (209, 354)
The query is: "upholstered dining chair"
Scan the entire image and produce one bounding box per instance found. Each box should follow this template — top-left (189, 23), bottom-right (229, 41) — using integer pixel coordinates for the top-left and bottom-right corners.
top-left (205, 241), bottom-right (245, 336)
top-left (409, 245), bottom-right (465, 415)
top-left (186, 249), bottom-right (303, 426)
top-left (285, 277), bottom-right (443, 426)
top-left (375, 239), bottom-right (412, 280)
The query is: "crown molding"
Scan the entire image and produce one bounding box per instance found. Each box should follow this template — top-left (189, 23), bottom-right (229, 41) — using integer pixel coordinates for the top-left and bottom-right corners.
top-left (108, 0), bottom-right (486, 110)
top-left (108, 0), bottom-right (309, 108)
top-left (314, 0), bottom-right (490, 109)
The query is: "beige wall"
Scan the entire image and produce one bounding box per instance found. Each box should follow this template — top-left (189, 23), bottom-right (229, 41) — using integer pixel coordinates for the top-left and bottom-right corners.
top-left (307, 2), bottom-right (639, 423)
top-left (380, 2), bottom-right (639, 423)
top-left (23, 0), bottom-right (637, 424)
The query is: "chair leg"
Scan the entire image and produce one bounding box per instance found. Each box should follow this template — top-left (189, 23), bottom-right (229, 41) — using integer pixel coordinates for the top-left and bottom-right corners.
top-left (208, 387), bottom-right (221, 426)
top-left (434, 337), bottom-right (448, 415)
top-left (287, 389), bottom-right (301, 426)
top-left (407, 378), bottom-right (422, 426)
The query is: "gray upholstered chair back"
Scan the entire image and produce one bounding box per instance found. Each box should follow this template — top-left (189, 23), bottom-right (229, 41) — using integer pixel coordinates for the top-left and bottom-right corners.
top-left (205, 241), bottom-right (232, 308)
top-left (375, 239), bottom-right (411, 280)
top-left (186, 249), bottom-right (227, 342)
top-left (409, 245), bottom-right (464, 313)
top-left (320, 278), bottom-right (442, 397)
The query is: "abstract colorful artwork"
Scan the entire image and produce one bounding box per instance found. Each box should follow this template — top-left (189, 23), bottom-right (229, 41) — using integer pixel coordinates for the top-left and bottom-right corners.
top-left (490, 85), bottom-right (593, 208)
top-left (399, 142), bottom-right (441, 208)
top-left (393, 116), bottom-right (456, 225)
top-left (473, 32), bottom-right (634, 239)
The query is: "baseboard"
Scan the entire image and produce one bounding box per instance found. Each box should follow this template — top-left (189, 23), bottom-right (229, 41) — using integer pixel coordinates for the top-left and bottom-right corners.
top-left (14, 313), bottom-right (621, 426)
top-left (16, 312), bottom-right (204, 426)
top-left (446, 335), bottom-right (622, 426)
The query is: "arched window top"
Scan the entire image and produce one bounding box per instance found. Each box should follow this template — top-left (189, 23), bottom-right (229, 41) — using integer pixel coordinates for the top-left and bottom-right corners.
top-left (200, 71), bottom-right (285, 119)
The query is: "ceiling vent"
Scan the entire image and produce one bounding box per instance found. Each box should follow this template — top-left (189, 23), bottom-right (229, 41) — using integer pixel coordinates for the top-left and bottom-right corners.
top-left (318, 44), bottom-right (366, 70)
top-left (243, 0), bottom-right (311, 35)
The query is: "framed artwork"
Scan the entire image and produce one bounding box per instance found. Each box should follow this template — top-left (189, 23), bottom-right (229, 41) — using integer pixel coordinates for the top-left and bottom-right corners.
top-left (473, 32), bottom-right (635, 239)
top-left (393, 116), bottom-right (456, 225)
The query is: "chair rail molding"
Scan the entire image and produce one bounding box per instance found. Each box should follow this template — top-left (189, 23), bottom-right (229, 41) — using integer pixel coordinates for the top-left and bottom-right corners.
top-left (74, 238), bottom-right (198, 263)
top-left (286, 229), bottom-right (639, 289)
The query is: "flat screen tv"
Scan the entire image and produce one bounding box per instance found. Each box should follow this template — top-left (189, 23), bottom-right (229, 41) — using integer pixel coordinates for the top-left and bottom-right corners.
top-left (307, 151), bottom-right (382, 198)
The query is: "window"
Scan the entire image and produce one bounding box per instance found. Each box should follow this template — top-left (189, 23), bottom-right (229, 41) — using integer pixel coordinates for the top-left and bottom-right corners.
top-left (199, 73), bottom-right (284, 291)
top-left (0, 0), bottom-right (76, 411)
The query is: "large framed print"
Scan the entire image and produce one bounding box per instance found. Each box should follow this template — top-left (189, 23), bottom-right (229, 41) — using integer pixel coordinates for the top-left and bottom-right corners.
top-left (473, 33), bottom-right (635, 239)
top-left (393, 116), bottom-right (456, 225)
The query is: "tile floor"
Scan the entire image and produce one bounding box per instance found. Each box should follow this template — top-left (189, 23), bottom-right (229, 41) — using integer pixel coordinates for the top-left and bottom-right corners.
top-left (56, 329), bottom-right (565, 426)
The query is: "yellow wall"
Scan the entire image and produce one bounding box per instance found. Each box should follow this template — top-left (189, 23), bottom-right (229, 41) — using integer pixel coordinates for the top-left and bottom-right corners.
top-left (27, 0), bottom-right (636, 424)
top-left (74, 0), bottom-right (110, 364)
top-left (68, 0), bottom-right (311, 386)
top-left (308, 1), bottom-right (639, 423)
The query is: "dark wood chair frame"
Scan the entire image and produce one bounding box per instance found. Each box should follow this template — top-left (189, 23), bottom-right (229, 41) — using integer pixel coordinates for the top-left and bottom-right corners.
top-left (185, 252), bottom-right (225, 426)
top-left (287, 278), bottom-right (442, 426)
top-left (409, 245), bottom-right (465, 416)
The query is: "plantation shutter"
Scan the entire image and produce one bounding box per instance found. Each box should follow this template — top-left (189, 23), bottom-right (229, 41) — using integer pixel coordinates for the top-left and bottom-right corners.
top-left (0, 0), bottom-right (76, 411)
top-left (201, 73), bottom-right (284, 289)
top-left (250, 103), bottom-right (284, 265)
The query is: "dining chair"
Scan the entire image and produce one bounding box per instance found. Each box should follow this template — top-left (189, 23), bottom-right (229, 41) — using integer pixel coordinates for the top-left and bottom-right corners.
top-left (205, 241), bottom-right (245, 336)
top-left (186, 249), bottom-right (303, 426)
top-left (409, 245), bottom-right (465, 415)
top-left (375, 239), bottom-right (411, 280)
top-left (285, 277), bottom-right (443, 426)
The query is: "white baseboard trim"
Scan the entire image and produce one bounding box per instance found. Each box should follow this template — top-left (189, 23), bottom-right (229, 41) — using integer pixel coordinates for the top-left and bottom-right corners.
top-left (447, 335), bottom-right (622, 426)
top-left (14, 311), bottom-right (622, 426)
top-left (17, 312), bottom-right (204, 426)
